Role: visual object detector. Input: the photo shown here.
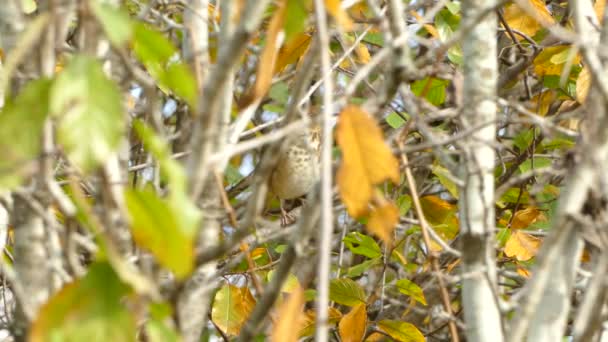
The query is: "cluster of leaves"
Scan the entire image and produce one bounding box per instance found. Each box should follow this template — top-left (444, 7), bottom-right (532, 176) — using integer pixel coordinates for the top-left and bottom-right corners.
top-left (0, 0), bottom-right (598, 341)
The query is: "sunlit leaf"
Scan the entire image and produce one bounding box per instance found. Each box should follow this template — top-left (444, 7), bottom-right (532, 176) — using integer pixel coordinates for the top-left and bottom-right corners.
top-left (339, 304), bottom-right (367, 342)
top-left (91, 2), bottom-right (132, 46)
top-left (502, 0), bottom-right (555, 38)
top-left (325, 0), bottom-right (354, 30)
top-left (377, 320), bottom-right (425, 342)
top-left (419, 195), bottom-right (456, 225)
top-left (125, 188), bottom-right (197, 279)
top-left (367, 201), bottom-right (399, 244)
top-left (504, 230), bottom-right (542, 261)
top-left (533, 46), bottom-right (579, 76)
top-left (211, 285), bottom-right (256, 336)
top-left (411, 78), bottom-right (449, 106)
top-left (0, 79), bottom-right (51, 189)
top-left (395, 279), bottom-right (427, 306)
top-left (330, 278), bottom-right (366, 306)
top-left (30, 262), bottom-right (135, 342)
top-left (51, 55), bottom-right (125, 173)
top-left (271, 287), bottom-right (304, 342)
top-left (343, 232), bottom-right (382, 259)
top-left (511, 206), bottom-right (545, 229)
top-left (576, 67), bottom-right (590, 103)
top-left (275, 32), bottom-right (312, 73)
top-left (337, 106), bottom-right (400, 217)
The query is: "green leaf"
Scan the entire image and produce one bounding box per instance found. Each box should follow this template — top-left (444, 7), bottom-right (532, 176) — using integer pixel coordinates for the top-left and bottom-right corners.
top-left (269, 82), bottom-right (290, 105)
top-left (125, 188), bottom-right (198, 279)
top-left (411, 78), bottom-right (449, 106)
top-left (431, 164), bottom-right (459, 198)
top-left (91, 2), bottom-right (133, 46)
top-left (329, 278), bottom-right (366, 306)
top-left (211, 285), bottom-right (256, 336)
top-left (395, 279), bottom-right (427, 305)
top-left (435, 9), bottom-right (462, 65)
top-left (498, 187), bottom-right (530, 204)
top-left (445, 1), bottom-right (461, 14)
top-left (347, 258), bottom-right (381, 278)
top-left (51, 55), bottom-right (125, 172)
top-left (518, 157), bottom-right (552, 173)
top-left (513, 129), bottom-right (535, 152)
top-left (133, 23), bottom-right (197, 108)
top-left (396, 194), bottom-right (412, 216)
top-left (377, 320), bottom-right (425, 342)
top-left (386, 112), bottom-right (408, 129)
top-left (343, 232), bottom-right (382, 259)
top-left (30, 262), bottom-right (135, 342)
top-left (0, 79), bottom-right (51, 189)
top-left (363, 32), bottom-right (384, 46)
top-left (284, 0), bottom-right (309, 41)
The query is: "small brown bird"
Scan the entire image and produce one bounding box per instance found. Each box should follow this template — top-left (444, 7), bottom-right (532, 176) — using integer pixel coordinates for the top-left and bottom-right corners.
top-left (270, 127), bottom-right (321, 226)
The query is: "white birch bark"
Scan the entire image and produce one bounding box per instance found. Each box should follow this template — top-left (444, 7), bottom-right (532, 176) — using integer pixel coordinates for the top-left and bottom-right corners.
top-left (459, 0), bottom-right (503, 340)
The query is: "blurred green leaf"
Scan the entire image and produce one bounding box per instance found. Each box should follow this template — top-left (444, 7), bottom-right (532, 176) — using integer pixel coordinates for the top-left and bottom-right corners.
top-left (347, 258), bottom-right (381, 277)
top-left (395, 278), bottom-right (427, 305)
top-left (125, 188), bottom-right (198, 279)
top-left (386, 112), bottom-right (408, 129)
top-left (518, 157), bottom-right (552, 173)
top-left (343, 232), bottom-right (382, 259)
top-left (329, 278), bottom-right (366, 306)
top-left (284, 0), bottom-right (309, 41)
top-left (435, 9), bottom-right (462, 64)
top-left (30, 262), bottom-right (135, 342)
top-left (91, 2), bottom-right (132, 46)
top-left (0, 79), bottom-right (51, 189)
top-left (513, 129), bottom-right (535, 152)
top-left (51, 55), bottom-right (125, 172)
top-left (133, 23), bottom-right (197, 108)
top-left (396, 194), bottom-right (412, 216)
top-left (269, 82), bottom-right (290, 105)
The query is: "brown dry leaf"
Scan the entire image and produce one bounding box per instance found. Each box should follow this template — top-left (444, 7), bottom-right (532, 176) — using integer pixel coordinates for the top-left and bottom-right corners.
top-left (511, 206), bottom-right (545, 229)
top-left (337, 106), bottom-right (400, 217)
top-left (325, 0), bottom-right (354, 31)
top-left (504, 230), bottom-right (542, 261)
top-left (274, 32), bottom-right (312, 73)
top-left (503, 0), bottom-right (555, 38)
top-left (577, 67), bottom-right (591, 103)
top-left (595, 0), bottom-right (606, 23)
top-left (271, 287), bottom-right (305, 342)
top-left (367, 200), bottom-right (399, 244)
top-left (242, 1), bottom-right (286, 106)
top-left (339, 304), bottom-right (367, 342)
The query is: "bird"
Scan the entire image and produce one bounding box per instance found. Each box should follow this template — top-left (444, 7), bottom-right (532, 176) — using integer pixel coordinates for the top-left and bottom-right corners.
top-left (269, 126), bottom-right (321, 226)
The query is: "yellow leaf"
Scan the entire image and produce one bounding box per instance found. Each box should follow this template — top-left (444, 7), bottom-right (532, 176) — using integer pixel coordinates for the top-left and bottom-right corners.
top-left (595, 0), bottom-right (606, 23)
top-left (242, 1), bottom-right (287, 106)
top-left (325, 0), bottom-right (354, 31)
top-left (271, 287), bottom-right (305, 342)
top-left (533, 46), bottom-right (579, 76)
top-left (299, 308), bottom-right (343, 337)
top-left (274, 32), bottom-right (312, 73)
top-left (367, 201), bottom-right (399, 244)
top-left (339, 304), bottom-right (367, 342)
top-left (337, 106), bottom-right (400, 217)
top-left (504, 230), bottom-right (542, 261)
top-left (355, 43), bottom-right (371, 64)
top-left (419, 195), bottom-right (456, 225)
top-left (502, 0), bottom-right (555, 38)
top-left (530, 90), bottom-right (557, 116)
top-left (211, 285), bottom-right (256, 335)
top-left (511, 206), bottom-right (545, 229)
top-left (577, 67), bottom-right (591, 103)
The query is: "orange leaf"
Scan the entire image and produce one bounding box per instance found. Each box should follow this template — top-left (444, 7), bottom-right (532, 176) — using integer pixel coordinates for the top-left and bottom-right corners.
top-left (211, 285), bottom-right (256, 335)
top-left (337, 106), bottom-right (400, 217)
top-left (410, 10), bottom-right (439, 38)
top-left (242, 1), bottom-right (287, 106)
top-left (502, 0), bottom-right (555, 38)
top-left (271, 287), bottom-right (305, 342)
top-left (511, 206), bottom-right (545, 229)
top-left (339, 304), bottom-right (367, 342)
top-left (299, 308), bottom-right (343, 337)
top-left (577, 67), bottom-right (591, 103)
top-left (324, 0), bottom-right (354, 31)
top-left (504, 230), bottom-right (542, 261)
top-left (595, 0), bottom-right (606, 23)
top-left (516, 264), bottom-right (531, 278)
top-left (367, 201), bottom-right (399, 244)
top-left (274, 32), bottom-right (312, 74)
